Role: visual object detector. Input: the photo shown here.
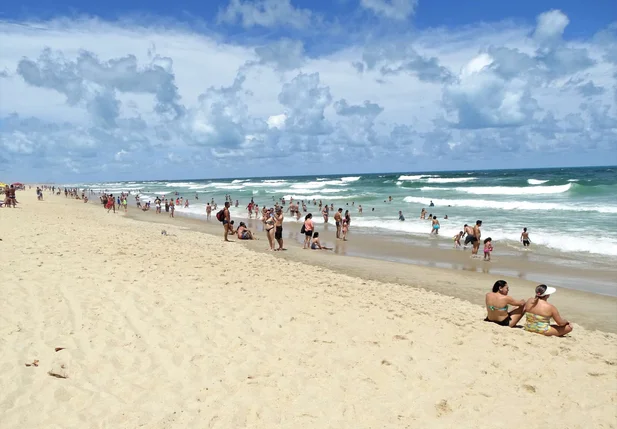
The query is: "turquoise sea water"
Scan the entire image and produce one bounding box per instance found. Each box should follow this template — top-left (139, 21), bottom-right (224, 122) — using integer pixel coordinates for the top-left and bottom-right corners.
top-left (70, 166), bottom-right (617, 260)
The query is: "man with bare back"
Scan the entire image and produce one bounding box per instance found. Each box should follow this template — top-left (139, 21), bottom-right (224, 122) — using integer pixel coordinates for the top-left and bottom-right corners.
top-left (472, 220), bottom-right (483, 256)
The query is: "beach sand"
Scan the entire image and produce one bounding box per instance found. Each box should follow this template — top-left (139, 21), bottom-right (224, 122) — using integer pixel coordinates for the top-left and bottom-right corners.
top-left (1, 191), bottom-right (616, 429)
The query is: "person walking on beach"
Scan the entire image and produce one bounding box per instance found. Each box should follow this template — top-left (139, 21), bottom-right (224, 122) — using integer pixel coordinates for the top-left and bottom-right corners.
top-left (472, 220), bottom-right (482, 256)
top-left (264, 208), bottom-right (276, 251)
top-left (520, 228), bottom-right (531, 248)
top-left (107, 194), bottom-right (115, 213)
top-left (484, 280), bottom-right (526, 327)
top-left (334, 208), bottom-right (343, 239)
top-left (169, 200), bottom-right (175, 218)
top-left (523, 285), bottom-right (573, 337)
top-left (275, 207), bottom-right (285, 251)
top-left (206, 203), bottom-right (212, 220)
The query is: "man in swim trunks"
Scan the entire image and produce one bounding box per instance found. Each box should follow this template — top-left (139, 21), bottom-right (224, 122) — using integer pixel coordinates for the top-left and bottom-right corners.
top-left (463, 224), bottom-right (475, 247)
top-left (223, 202), bottom-right (232, 242)
top-left (334, 208), bottom-right (343, 239)
top-left (520, 227), bottom-right (531, 248)
top-left (274, 207), bottom-right (285, 250)
top-left (472, 220), bottom-right (482, 256)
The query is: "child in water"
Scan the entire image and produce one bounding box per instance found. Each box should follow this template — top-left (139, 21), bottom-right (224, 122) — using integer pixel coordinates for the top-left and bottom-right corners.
top-left (483, 237), bottom-right (493, 261)
top-left (453, 231), bottom-right (464, 248)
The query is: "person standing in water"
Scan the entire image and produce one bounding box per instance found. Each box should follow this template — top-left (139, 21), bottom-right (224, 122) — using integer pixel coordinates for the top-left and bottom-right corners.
top-left (472, 220), bottom-right (482, 256)
top-left (520, 228), bottom-right (531, 248)
top-left (453, 231), bottom-right (464, 248)
top-left (334, 208), bottom-right (343, 239)
top-left (430, 216), bottom-right (440, 234)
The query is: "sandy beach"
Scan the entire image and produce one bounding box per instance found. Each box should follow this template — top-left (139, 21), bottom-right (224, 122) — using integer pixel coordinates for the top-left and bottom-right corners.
top-left (1, 190), bottom-right (616, 429)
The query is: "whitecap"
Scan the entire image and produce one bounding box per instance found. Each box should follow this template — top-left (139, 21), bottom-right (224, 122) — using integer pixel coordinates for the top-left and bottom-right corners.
top-left (402, 196), bottom-right (617, 214)
top-left (455, 184), bottom-right (571, 195)
top-left (425, 177), bottom-right (477, 184)
top-left (527, 179), bottom-right (549, 185)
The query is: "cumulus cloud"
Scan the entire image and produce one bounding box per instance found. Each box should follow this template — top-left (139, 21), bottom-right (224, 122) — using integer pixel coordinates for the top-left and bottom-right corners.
top-left (533, 10), bottom-right (570, 47)
top-left (334, 99), bottom-right (384, 118)
top-left (278, 72), bottom-right (332, 135)
top-left (217, 0), bottom-right (314, 29)
top-left (16, 48), bottom-right (184, 121)
top-left (357, 41), bottom-right (453, 83)
top-left (0, 9), bottom-right (615, 181)
top-left (360, 0), bottom-right (418, 20)
top-left (252, 38), bottom-right (305, 71)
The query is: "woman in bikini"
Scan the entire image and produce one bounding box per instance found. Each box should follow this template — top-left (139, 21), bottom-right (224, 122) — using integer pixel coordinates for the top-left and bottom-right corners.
top-left (302, 213), bottom-right (314, 249)
top-left (523, 285), bottom-right (573, 337)
top-left (264, 208), bottom-right (276, 250)
top-left (485, 280), bottom-right (526, 327)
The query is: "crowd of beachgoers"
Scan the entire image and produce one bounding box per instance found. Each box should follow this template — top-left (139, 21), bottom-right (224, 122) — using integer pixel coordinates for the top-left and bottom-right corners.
top-left (34, 184), bottom-right (574, 337)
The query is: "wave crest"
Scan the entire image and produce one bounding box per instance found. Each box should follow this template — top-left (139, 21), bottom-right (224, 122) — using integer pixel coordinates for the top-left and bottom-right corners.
top-left (402, 196), bottom-right (617, 214)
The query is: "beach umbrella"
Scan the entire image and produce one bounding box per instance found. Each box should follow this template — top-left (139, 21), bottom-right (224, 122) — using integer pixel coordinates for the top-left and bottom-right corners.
top-left (12, 182), bottom-right (23, 186)
top-left (0, 183), bottom-right (6, 187)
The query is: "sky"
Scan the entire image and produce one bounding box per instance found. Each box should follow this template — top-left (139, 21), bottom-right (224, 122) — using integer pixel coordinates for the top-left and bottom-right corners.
top-left (0, 0), bottom-right (616, 182)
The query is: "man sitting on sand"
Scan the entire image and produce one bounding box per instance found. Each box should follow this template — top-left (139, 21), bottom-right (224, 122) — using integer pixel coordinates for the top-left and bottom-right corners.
top-left (484, 280), bottom-right (526, 327)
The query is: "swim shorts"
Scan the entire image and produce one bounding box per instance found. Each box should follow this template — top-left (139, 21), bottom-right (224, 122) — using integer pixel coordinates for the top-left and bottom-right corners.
top-left (275, 226), bottom-right (283, 240)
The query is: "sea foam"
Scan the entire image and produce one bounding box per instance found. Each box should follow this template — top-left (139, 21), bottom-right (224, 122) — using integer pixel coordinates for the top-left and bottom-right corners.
top-left (402, 196), bottom-right (617, 214)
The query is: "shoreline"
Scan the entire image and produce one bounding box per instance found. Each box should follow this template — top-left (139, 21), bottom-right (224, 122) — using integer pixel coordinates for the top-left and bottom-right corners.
top-left (121, 199), bottom-right (617, 333)
top-left (140, 200), bottom-right (617, 297)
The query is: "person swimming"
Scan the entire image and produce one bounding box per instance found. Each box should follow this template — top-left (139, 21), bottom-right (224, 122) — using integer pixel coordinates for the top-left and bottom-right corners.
top-left (398, 211), bottom-right (405, 221)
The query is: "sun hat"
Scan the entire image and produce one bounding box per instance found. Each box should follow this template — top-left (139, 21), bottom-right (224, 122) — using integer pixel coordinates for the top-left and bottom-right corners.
top-left (537, 285), bottom-right (556, 296)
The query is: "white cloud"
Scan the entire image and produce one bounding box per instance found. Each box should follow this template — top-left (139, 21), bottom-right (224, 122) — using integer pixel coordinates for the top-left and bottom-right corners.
top-left (267, 113), bottom-right (286, 129)
top-left (217, 0), bottom-right (314, 29)
top-left (534, 10), bottom-right (569, 47)
top-left (0, 9), bottom-right (615, 181)
top-left (360, 0), bottom-right (418, 20)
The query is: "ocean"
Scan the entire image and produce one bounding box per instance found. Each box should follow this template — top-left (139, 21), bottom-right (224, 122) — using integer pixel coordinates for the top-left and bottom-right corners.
top-left (70, 166), bottom-right (617, 262)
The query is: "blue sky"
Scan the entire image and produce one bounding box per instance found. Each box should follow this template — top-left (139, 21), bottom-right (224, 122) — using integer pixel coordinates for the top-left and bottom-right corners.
top-left (0, 0), bottom-right (616, 182)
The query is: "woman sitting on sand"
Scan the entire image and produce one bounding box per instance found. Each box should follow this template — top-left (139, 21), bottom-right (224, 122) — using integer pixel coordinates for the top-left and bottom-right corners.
top-left (523, 285), bottom-right (573, 337)
top-left (236, 222), bottom-right (255, 240)
top-left (310, 232), bottom-right (331, 250)
top-left (484, 280), bottom-right (526, 327)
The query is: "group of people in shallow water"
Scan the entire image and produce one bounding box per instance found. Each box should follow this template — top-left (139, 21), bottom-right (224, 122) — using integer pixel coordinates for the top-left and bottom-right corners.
top-left (485, 280), bottom-right (573, 337)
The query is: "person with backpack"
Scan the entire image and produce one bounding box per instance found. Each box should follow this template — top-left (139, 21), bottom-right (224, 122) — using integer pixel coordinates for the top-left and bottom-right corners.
top-left (218, 202), bottom-right (233, 242)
